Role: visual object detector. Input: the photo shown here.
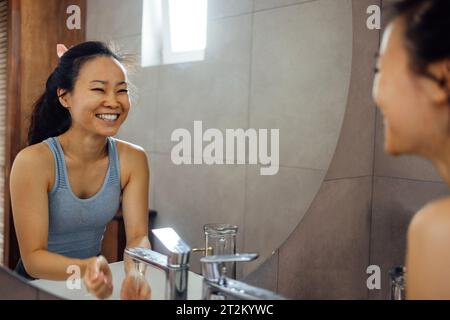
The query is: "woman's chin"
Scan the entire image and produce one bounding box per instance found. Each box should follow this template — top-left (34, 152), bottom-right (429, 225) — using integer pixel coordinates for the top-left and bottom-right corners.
top-left (384, 139), bottom-right (402, 156)
top-left (96, 127), bottom-right (120, 137)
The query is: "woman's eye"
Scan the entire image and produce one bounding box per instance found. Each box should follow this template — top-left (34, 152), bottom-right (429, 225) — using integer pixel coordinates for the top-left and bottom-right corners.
top-left (92, 88), bottom-right (105, 92)
top-left (118, 89), bottom-right (129, 93)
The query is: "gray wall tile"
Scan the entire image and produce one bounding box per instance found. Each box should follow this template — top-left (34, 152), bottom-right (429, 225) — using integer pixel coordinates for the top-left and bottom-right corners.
top-left (278, 177), bottom-right (372, 299)
top-left (243, 166), bottom-right (325, 276)
top-left (87, 0), bottom-right (143, 40)
top-left (208, 0), bottom-right (254, 19)
top-left (254, 0), bottom-right (310, 12)
top-left (250, 0), bottom-right (352, 170)
top-left (155, 15), bottom-right (252, 154)
top-left (244, 250), bottom-right (279, 293)
top-left (150, 153), bottom-right (246, 275)
top-left (369, 177), bottom-right (449, 299)
top-left (325, 0), bottom-right (380, 180)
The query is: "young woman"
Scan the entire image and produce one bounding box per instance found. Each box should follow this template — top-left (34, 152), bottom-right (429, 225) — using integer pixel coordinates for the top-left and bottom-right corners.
top-left (10, 41), bottom-right (151, 300)
top-left (373, 0), bottom-right (450, 299)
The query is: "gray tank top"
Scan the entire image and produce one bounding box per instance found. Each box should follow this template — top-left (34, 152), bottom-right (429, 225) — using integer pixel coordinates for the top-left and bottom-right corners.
top-left (43, 136), bottom-right (121, 259)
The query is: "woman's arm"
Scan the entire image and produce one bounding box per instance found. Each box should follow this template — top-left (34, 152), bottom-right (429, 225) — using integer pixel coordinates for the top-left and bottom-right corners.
top-left (118, 143), bottom-right (152, 300)
top-left (406, 198), bottom-right (450, 299)
top-left (10, 146), bottom-right (92, 280)
top-left (120, 144), bottom-right (151, 275)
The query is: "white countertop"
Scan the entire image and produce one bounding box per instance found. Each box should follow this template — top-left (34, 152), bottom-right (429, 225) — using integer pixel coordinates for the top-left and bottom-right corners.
top-left (30, 261), bottom-right (204, 300)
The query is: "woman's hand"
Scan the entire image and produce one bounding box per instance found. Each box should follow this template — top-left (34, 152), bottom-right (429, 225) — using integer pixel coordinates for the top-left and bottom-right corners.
top-left (120, 270), bottom-right (151, 300)
top-left (83, 256), bottom-right (113, 299)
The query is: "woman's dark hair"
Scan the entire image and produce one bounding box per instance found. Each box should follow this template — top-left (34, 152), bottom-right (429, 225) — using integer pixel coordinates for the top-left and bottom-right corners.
top-left (28, 41), bottom-right (130, 145)
top-left (388, 0), bottom-right (450, 80)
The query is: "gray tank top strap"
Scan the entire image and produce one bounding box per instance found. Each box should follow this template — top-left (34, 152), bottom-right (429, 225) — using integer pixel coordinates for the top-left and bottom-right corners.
top-left (44, 137), bottom-right (67, 191)
top-left (106, 136), bottom-right (121, 185)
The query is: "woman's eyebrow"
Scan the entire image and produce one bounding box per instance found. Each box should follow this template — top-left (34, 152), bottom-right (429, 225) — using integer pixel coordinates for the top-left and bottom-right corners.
top-left (90, 80), bottom-right (128, 86)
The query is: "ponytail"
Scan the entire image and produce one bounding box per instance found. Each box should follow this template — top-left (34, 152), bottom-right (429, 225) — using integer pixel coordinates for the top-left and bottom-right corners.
top-left (27, 73), bottom-right (72, 145)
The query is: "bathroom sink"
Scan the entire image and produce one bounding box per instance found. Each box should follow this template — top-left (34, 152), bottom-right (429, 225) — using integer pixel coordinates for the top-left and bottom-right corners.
top-left (30, 261), bottom-right (204, 300)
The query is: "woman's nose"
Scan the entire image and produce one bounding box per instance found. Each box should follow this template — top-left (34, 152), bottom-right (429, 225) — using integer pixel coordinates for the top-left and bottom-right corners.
top-left (104, 92), bottom-right (121, 108)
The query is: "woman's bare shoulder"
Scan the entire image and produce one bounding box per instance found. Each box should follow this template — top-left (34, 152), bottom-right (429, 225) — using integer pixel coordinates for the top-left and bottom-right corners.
top-left (113, 138), bottom-right (149, 174)
top-left (409, 197), bottom-right (450, 238)
top-left (11, 142), bottom-right (54, 189)
top-left (114, 138), bottom-right (148, 161)
top-left (13, 142), bottom-right (53, 168)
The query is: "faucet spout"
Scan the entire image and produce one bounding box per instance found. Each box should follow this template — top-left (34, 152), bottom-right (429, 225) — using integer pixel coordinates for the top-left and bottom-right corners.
top-left (124, 228), bottom-right (191, 300)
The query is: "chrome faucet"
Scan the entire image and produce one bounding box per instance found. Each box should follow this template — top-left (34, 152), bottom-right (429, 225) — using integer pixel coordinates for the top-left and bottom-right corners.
top-left (200, 253), bottom-right (287, 300)
top-left (124, 228), bottom-right (191, 300)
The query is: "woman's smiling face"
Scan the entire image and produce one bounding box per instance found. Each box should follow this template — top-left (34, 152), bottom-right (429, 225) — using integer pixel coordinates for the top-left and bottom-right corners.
top-left (58, 55), bottom-right (131, 137)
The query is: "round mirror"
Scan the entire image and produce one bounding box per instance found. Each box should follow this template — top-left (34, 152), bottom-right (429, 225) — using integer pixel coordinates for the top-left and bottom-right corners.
top-left (1, 0), bottom-right (354, 292)
top-left (95, 0), bottom-right (353, 275)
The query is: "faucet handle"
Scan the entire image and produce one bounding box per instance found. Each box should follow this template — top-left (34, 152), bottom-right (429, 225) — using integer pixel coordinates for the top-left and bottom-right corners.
top-left (200, 253), bottom-right (258, 282)
top-left (152, 228), bottom-right (191, 267)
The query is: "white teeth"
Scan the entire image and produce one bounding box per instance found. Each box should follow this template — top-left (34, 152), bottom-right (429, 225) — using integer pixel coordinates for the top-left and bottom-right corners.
top-left (96, 114), bottom-right (119, 121)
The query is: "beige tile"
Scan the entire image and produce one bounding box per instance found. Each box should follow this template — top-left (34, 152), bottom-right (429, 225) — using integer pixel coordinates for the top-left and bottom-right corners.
top-left (243, 166), bottom-right (325, 276)
top-left (278, 177), bottom-right (372, 299)
top-left (254, 0), bottom-right (310, 11)
top-left (325, 0), bottom-right (381, 179)
top-left (369, 177), bottom-right (449, 299)
top-left (208, 0), bottom-right (254, 19)
top-left (243, 250), bottom-right (279, 293)
top-left (86, 0), bottom-right (143, 40)
top-left (250, 0), bottom-right (352, 170)
top-left (150, 153), bottom-right (246, 275)
top-left (155, 15), bottom-right (252, 154)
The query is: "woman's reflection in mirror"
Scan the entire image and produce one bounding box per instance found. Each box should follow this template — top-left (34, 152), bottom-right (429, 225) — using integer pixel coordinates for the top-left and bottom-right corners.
top-left (9, 41), bottom-right (151, 300)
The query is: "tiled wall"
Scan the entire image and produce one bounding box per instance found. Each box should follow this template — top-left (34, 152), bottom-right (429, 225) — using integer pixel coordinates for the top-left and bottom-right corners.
top-left (87, 0), bottom-right (353, 278)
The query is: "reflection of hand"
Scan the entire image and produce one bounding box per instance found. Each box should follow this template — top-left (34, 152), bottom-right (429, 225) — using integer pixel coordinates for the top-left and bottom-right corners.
top-left (120, 271), bottom-right (151, 300)
top-left (83, 256), bottom-right (113, 300)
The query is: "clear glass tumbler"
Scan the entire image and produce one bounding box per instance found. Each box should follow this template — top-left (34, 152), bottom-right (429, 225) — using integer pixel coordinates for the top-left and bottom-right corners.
top-left (203, 223), bottom-right (238, 279)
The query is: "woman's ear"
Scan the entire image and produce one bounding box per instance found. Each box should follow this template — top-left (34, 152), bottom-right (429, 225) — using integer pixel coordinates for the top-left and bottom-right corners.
top-left (426, 59), bottom-right (450, 107)
top-left (57, 88), bottom-right (70, 109)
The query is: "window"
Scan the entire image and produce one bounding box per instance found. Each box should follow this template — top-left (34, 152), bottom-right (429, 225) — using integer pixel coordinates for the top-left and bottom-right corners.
top-left (142, 0), bottom-right (208, 67)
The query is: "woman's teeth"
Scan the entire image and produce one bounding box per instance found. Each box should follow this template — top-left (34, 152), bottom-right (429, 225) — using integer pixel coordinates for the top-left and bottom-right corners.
top-left (96, 114), bottom-right (119, 121)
